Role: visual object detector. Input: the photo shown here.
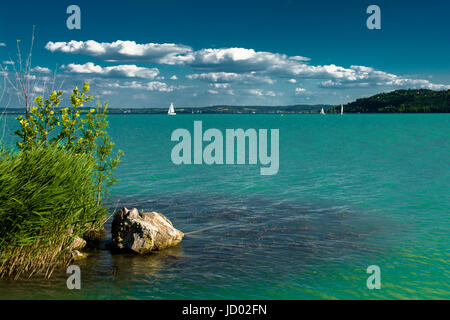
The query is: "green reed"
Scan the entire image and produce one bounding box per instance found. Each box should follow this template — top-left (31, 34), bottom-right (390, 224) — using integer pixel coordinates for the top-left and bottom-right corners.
top-left (0, 144), bottom-right (106, 278)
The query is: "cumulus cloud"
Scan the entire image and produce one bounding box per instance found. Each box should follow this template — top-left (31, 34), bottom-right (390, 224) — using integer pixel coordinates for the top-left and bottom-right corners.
top-left (0, 43), bottom-right (6, 47)
top-left (45, 40), bottom-right (193, 65)
top-left (210, 83), bottom-right (231, 89)
top-left (190, 47), bottom-right (310, 73)
top-left (100, 90), bottom-right (115, 95)
top-left (45, 40), bottom-right (450, 91)
top-left (319, 66), bottom-right (450, 90)
top-left (61, 62), bottom-right (159, 79)
top-left (295, 87), bottom-right (306, 94)
top-left (102, 80), bottom-right (175, 92)
top-left (146, 81), bottom-right (174, 92)
top-left (187, 49), bottom-right (450, 89)
top-left (24, 74), bottom-right (37, 80)
top-left (186, 72), bottom-right (273, 84)
top-left (32, 66), bottom-right (51, 73)
top-left (33, 85), bottom-right (45, 93)
top-left (248, 89), bottom-right (276, 97)
top-left (290, 56), bottom-right (311, 62)
top-left (186, 47), bottom-right (372, 84)
top-left (380, 78), bottom-right (450, 90)
top-left (170, 75), bottom-right (178, 80)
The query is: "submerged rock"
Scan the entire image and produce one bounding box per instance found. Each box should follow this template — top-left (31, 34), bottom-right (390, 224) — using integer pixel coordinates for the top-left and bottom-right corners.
top-left (71, 250), bottom-right (87, 260)
top-left (70, 236), bottom-right (87, 250)
top-left (111, 207), bottom-right (184, 254)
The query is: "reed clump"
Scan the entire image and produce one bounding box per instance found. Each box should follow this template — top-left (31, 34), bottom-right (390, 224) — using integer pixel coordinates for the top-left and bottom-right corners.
top-left (0, 145), bottom-right (106, 278)
top-left (0, 28), bottom-right (123, 279)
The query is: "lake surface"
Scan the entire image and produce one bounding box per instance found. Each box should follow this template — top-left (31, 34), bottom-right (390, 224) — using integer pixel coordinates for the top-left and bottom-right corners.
top-left (0, 114), bottom-right (449, 299)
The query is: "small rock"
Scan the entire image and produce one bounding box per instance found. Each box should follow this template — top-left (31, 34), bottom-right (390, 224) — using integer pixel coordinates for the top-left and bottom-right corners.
top-left (111, 207), bottom-right (184, 254)
top-left (70, 236), bottom-right (87, 250)
top-left (71, 250), bottom-right (87, 260)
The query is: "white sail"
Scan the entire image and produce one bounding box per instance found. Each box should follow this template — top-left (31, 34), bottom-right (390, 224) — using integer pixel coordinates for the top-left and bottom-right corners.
top-left (340, 104), bottom-right (344, 115)
top-left (168, 103), bottom-right (176, 115)
top-left (320, 107), bottom-right (325, 115)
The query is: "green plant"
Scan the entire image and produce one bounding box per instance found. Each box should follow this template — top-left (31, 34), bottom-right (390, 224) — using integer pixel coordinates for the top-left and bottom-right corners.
top-left (15, 91), bottom-right (62, 149)
top-left (14, 82), bottom-right (123, 204)
top-left (0, 144), bottom-right (106, 278)
top-left (57, 82), bottom-right (93, 150)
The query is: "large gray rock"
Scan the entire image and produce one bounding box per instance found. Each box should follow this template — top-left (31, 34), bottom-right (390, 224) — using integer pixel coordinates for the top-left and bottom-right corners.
top-left (111, 207), bottom-right (184, 254)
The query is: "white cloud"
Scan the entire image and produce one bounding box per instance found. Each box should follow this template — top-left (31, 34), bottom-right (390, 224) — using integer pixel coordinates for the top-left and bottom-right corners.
top-left (186, 72), bottom-right (273, 84)
top-left (103, 80), bottom-right (175, 92)
top-left (46, 40), bottom-right (193, 65)
top-left (381, 78), bottom-right (450, 90)
top-left (0, 43), bottom-right (6, 47)
top-left (146, 81), bottom-right (174, 92)
top-left (290, 56), bottom-right (311, 62)
top-left (170, 75), bottom-right (178, 80)
top-left (45, 40), bottom-right (450, 91)
top-left (210, 83), bottom-right (230, 89)
top-left (62, 62), bottom-right (159, 79)
top-left (190, 47), bottom-right (309, 73)
top-left (100, 90), bottom-right (115, 95)
top-left (33, 85), bottom-right (44, 93)
top-left (248, 89), bottom-right (276, 97)
top-left (295, 87), bottom-right (306, 94)
top-left (248, 89), bottom-right (264, 96)
top-left (319, 68), bottom-right (450, 90)
top-left (32, 66), bottom-right (51, 73)
top-left (187, 48), bottom-right (449, 90)
top-left (208, 89), bottom-right (219, 94)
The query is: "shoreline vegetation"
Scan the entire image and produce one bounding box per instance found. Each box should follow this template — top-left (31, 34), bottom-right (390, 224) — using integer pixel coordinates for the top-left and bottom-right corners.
top-left (0, 82), bottom-right (123, 279)
top-left (0, 145), bottom-right (106, 278)
top-left (3, 89), bottom-right (449, 115)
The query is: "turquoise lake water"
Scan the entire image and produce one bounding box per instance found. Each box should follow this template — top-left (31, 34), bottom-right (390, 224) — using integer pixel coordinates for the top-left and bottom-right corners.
top-left (0, 114), bottom-right (449, 299)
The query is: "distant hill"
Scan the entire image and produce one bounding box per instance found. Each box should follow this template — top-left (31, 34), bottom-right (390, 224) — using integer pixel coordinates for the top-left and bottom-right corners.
top-left (328, 89), bottom-right (450, 113)
top-left (3, 89), bottom-right (449, 114)
top-left (174, 104), bottom-right (326, 114)
top-left (1, 104), bottom-right (327, 114)
top-left (106, 104), bottom-right (327, 114)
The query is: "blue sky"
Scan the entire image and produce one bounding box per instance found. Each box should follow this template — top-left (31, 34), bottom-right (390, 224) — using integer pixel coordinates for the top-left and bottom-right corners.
top-left (1, 0), bottom-right (449, 108)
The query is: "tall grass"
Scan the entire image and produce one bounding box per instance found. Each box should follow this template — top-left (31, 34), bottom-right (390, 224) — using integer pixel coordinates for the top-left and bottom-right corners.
top-left (0, 144), bottom-right (106, 278)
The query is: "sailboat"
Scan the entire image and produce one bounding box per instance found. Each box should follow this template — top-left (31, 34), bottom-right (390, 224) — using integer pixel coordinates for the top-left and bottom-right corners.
top-left (340, 104), bottom-right (344, 115)
top-left (168, 103), bottom-right (176, 115)
top-left (320, 107), bottom-right (326, 115)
